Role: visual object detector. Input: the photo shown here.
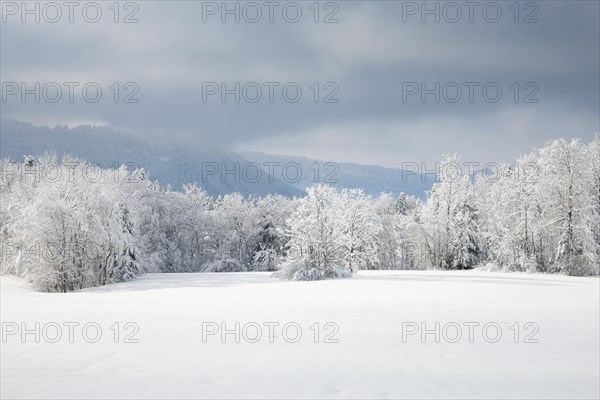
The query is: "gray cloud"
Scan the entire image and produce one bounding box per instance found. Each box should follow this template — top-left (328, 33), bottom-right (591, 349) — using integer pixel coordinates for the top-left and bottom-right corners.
top-left (1, 0), bottom-right (598, 166)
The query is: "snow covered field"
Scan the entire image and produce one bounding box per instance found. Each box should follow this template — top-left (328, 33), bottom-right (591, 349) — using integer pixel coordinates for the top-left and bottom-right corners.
top-left (1, 270), bottom-right (599, 399)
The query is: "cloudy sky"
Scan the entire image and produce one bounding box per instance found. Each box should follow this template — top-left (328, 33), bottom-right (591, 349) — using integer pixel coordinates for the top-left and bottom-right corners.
top-left (1, 0), bottom-right (599, 166)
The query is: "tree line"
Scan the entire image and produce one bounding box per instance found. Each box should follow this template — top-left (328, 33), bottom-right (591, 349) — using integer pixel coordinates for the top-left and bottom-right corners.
top-left (1, 136), bottom-right (598, 291)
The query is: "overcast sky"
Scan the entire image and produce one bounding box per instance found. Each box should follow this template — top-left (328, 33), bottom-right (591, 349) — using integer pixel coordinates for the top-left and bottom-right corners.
top-left (1, 0), bottom-right (599, 167)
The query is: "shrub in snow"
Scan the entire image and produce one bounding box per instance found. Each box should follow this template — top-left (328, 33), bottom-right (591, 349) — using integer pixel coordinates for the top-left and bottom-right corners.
top-left (556, 254), bottom-right (598, 277)
top-left (272, 259), bottom-right (306, 280)
top-left (294, 268), bottom-right (324, 281)
top-left (273, 260), bottom-right (353, 281)
top-left (252, 248), bottom-right (281, 272)
top-left (203, 259), bottom-right (245, 272)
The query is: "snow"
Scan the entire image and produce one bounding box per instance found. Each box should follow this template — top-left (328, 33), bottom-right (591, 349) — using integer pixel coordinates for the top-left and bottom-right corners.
top-left (1, 270), bottom-right (599, 399)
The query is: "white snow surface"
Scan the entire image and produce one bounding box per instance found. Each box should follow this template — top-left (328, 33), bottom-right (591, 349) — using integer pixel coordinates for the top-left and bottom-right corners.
top-left (1, 270), bottom-right (599, 399)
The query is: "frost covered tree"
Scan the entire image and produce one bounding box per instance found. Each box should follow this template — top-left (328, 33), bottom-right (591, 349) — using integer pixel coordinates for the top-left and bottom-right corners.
top-left (451, 191), bottom-right (481, 270)
top-left (205, 193), bottom-right (254, 272)
top-left (280, 185), bottom-right (344, 279)
top-left (474, 138), bottom-right (599, 275)
top-left (175, 184), bottom-right (214, 271)
top-left (373, 194), bottom-right (403, 269)
top-left (537, 139), bottom-right (599, 275)
top-left (250, 194), bottom-right (292, 271)
top-left (277, 185), bottom-right (382, 280)
top-left (418, 154), bottom-right (481, 269)
top-left (338, 189), bottom-right (380, 272)
top-left (372, 193), bottom-right (420, 270)
top-left (587, 134), bottom-right (600, 265)
top-left (0, 154), bottom-right (158, 291)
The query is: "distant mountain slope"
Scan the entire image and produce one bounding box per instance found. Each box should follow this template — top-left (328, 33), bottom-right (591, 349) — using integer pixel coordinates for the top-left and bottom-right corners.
top-left (241, 151), bottom-right (434, 199)
top-left (0, 119), bottom-right (303, 197)
top-left (1, 119), bottom-right (433, 198)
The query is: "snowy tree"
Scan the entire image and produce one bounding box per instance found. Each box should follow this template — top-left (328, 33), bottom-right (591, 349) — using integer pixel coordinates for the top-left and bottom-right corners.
top-left (588, 134), bottom-right (600, 264)
top-left (362, 192), bottom-right (418, 270)
top-left (373, 194), bottom-right (404, 270)
top-left (537, 139), bottom-right (599, 275)
top-left (249, 194), bottom-right (292, 271)
top-left (338, 188), bottom-right (380, 273)
top-left (277, 185), bottom-right (381, 279)
top-left (418, 154), bottom-right (477, 269)
top-left (283, 185), bottom-right (342, 276)
top-left (451, 191), bottom-right (481, 270)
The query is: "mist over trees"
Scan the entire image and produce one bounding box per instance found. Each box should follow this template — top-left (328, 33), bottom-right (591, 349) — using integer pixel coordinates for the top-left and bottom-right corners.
top-left (1, 137), bottom-right (598, 291)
